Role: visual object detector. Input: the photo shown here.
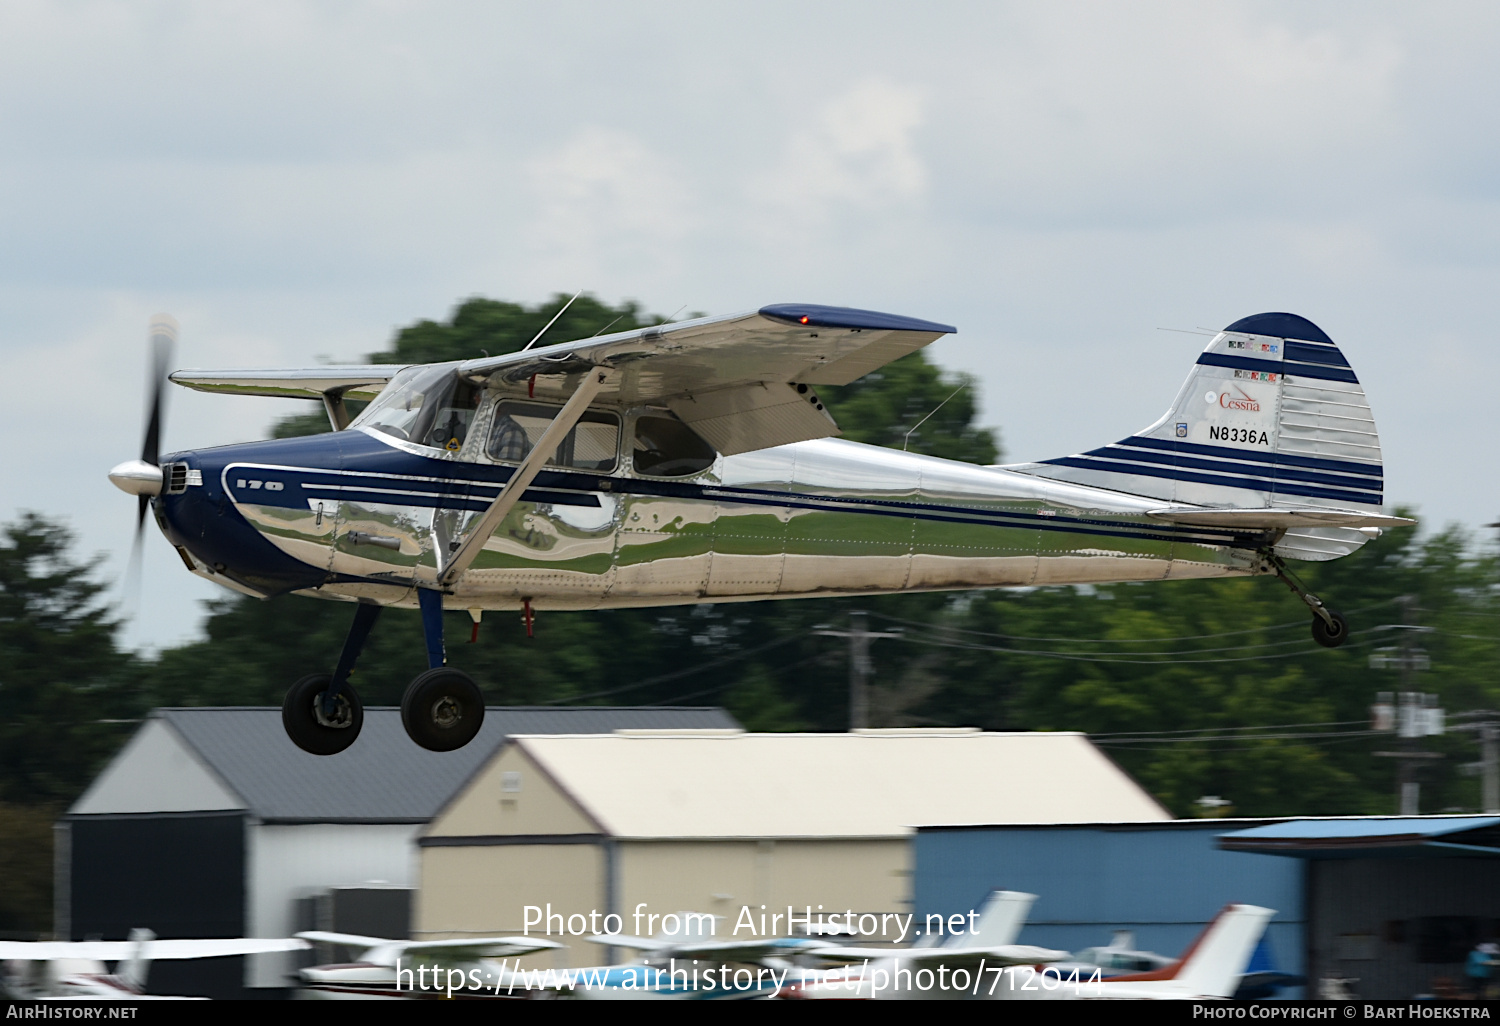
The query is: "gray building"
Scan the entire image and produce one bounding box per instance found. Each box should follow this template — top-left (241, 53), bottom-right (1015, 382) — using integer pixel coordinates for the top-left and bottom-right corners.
top-left (913, 815), bottom-right (1500, 1000)
top-left (58, 705), bottom-right (739, 998)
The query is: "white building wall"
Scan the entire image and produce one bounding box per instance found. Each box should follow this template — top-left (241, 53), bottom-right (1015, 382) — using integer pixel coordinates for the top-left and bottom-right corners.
top-left (245, 821), bottom-right (420, 989)
top-left (70, 719), bottom-right (243, 815)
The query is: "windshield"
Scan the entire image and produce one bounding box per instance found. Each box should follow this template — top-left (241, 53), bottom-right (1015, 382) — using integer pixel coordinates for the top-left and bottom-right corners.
top-left (352, 365), bottom-right (482, 451)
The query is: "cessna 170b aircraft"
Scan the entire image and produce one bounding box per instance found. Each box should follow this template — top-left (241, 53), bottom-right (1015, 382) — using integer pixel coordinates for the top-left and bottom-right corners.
top-left (108, 304), bottom-right (1409, 757)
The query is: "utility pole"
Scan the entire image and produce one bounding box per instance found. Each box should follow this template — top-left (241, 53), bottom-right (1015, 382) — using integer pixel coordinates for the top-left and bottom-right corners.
top-left (1370, 595), bottom-right (1439, 814)
top-left (814, 611), bottom-right (902, 731)
top-left (1448, 710), bottom-right (1500, 814)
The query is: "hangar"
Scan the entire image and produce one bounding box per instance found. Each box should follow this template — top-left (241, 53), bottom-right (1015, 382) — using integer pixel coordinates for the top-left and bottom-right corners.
top-left (912, 814), bottom-right (1500, 1000)
top-left (414, 727), bottom-right (1169, 966)
top-left (58, 704), bottom-right (738, 997)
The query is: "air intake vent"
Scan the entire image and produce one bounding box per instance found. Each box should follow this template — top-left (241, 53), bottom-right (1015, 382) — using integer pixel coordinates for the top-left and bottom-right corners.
top-left (165, 463), bottom-right (189, 494)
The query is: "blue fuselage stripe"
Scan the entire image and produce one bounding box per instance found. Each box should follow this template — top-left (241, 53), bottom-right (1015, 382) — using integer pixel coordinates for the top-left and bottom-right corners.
top-left (1112, 435), bottom-right (1382, 478)
top-left (1196, 352), bottom-right (1360, 383)
top-left (1041, 455), bottom-right (1382, 505)
top-left (1074, 446), bottom-right (1385, 493)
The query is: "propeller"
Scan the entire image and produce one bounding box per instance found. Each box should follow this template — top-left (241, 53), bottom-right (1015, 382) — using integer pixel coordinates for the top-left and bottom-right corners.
top-left (109, 315), bottom-right (178, 592)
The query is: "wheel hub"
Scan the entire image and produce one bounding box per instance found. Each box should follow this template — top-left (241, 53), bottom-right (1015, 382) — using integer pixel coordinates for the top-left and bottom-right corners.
top-left (431, 696), bottom-right (463, 729)
top-left (314, 693), bottom-right (354, 729)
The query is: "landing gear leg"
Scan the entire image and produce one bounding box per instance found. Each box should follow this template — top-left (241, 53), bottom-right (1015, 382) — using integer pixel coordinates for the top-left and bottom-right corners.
top-left (402, 589), bottom-right (484, 752)
top-left (1262, 553), bottom-right (1349, 649)
top-left (282, 602), bottom-right (381, 755)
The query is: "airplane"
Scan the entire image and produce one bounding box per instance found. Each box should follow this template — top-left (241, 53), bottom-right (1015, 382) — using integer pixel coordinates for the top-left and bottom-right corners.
top-left (0, 928), bottom-right (309, 999)
top-left (788, 889), bottom-right (1069, 1000)
top-left (107, 306), bottom-right (1411, 755)
top-left (1060, 928), bottom-right (1302, 998)
top-left (294, 931), bottom-right (565, 999)
top-left (991, 904), bottom-right (1276, 1001)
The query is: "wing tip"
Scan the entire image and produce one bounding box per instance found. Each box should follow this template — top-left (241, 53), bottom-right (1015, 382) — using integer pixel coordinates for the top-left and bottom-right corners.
top-left (759, 304), bottom-right (956, 335)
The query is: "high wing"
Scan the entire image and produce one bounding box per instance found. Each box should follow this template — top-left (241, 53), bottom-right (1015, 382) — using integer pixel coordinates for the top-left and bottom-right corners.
top-left (296, 931), bottom-right (563, 965)
top-left (456, 304), bottom-right (955, 455)
top-left (0, 938), bottom-right (309, 960)
top-left (169, 366), bottom-right (407, 400)
top-left (169, 304), bottom-right (956, 457)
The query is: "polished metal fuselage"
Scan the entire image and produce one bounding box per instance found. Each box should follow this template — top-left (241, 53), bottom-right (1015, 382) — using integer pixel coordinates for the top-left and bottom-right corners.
top-left (166, 417), bottom-right (1268, 612)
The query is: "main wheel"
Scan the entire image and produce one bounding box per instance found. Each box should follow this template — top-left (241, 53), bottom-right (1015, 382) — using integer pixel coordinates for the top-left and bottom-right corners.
top-left (1311, 610), bottom-right (1350, 649)
top-left (282, 674), bottom-right (363, 755)
top-left (401, 667), bottom-right (485, 752)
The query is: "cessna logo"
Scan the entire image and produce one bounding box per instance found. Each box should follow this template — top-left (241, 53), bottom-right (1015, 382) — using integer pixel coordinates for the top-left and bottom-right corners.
top-left (1217, 387), bottom-right (1260, 412)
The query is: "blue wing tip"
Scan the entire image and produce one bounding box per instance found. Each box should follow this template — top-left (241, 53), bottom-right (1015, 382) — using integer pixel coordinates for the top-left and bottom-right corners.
top-left (1223, 312), bottom-right (1333, 345)
top-left (760, 304), bottom-right (956, 335)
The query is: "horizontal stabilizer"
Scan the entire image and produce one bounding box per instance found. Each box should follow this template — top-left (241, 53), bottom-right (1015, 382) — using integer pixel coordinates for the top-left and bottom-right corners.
top-left (1146, 507), bottom-right (1415, 530)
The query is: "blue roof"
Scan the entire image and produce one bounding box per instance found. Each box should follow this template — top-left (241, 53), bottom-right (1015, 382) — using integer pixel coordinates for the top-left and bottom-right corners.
top-left (759, 303), bottom-right (956, 334)
top-left (1220, 816), bottom-right (1500, 859)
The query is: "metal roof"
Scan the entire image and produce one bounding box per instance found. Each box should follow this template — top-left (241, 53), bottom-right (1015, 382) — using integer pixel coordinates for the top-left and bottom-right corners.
top-left (100, 706), bottom-right (739, 824)
top-left (473, 730), bottom-right (1171, 839)
top-left (1219, 816), bottom-right (1500, 859)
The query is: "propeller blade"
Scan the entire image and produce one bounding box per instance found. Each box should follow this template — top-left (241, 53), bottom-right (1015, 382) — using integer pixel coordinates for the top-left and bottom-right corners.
top-left (141, 314), bottom-right (177, 467)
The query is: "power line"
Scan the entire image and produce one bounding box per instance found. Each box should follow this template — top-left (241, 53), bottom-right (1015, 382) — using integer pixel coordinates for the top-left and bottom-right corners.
top-left (1089, 719), bottom-right (1369, 738)
top-left (894, 632), bottom-right (1375, 665)
top-left (540, 632), bottom-right (803, 705)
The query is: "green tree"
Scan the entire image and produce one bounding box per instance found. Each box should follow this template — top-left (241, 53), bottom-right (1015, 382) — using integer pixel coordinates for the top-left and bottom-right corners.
top-left (0, 514), bottom-right (141, 807)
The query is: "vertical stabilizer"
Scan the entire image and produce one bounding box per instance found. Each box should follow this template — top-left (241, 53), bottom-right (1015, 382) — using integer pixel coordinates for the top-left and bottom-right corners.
top-left (1012, 313), bottom-right (1387, 560)
top-left (961, 891), bottom-right (1036, 947)
top-left (1168, 904), bottom-right (1275, 998)
top-left (118, 928), bottom-right (154, 992)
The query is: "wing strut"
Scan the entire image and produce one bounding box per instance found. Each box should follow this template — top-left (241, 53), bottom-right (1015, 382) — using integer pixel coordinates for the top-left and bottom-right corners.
top-left (436, 367), bottom-right (614, 588)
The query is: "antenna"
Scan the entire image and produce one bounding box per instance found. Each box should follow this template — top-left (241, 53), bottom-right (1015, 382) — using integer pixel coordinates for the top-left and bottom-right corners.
top-left (521, 290), bottom-right (583, 352)
top-left (902, 383), bottom-right (966, 451)
top-left (658, 304), bottom-right (687, 326)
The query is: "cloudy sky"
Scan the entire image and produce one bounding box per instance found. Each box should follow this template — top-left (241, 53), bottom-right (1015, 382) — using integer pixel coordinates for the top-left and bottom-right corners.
top-left (2, 1), bottom-right (1496, 650)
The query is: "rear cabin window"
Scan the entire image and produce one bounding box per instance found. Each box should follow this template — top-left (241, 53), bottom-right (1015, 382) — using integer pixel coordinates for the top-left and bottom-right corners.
top-left (486, 400), bottom-right (619, 472)
top-left (632, 414), bottom-right (717, 477)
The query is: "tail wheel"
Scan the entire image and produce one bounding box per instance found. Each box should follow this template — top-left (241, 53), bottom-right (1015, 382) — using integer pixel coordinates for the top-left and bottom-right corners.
top-left (401, 667), bottom-right (485, 752)
top-left (282, 673), bottom-right (363, 755)
top-left (1311, 610), bottom-right (1350, 649)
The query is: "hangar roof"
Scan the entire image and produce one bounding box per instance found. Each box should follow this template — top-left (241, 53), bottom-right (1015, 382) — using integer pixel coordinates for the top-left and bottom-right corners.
top-left (426, 729), bottom-right (1170, 840)
top-left (1219, 815), bottom-right (1500, 859)
top-left (68, 706), bottom-right (740, 823)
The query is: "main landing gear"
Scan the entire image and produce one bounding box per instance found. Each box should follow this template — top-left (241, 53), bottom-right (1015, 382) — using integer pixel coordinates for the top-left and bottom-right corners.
top-left (1261, 553), bottom-right (1350, 649)
top-left (281, 590), bottom-right (485, 756)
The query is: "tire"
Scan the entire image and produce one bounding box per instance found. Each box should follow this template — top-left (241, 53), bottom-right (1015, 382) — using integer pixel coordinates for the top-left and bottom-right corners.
top-left (401, 667), bottom-right (485, 752)
top-left (1311, 610), bottom-right (1350, 649)
top-left (282, 673), bottom-right (363, 755)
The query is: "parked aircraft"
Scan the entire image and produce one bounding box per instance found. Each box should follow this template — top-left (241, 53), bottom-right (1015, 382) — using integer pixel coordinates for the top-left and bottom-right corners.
top-left (109, 307), bottom-right (1409, 755)
top-left (790, 890), bottom-right (1068, 1000)
top-left (993, 904), bottom-right (1276, 1001)
top-left (0, 929), bottom-right (308, 999)
top-left (294, 931), bottom-right (564, 999)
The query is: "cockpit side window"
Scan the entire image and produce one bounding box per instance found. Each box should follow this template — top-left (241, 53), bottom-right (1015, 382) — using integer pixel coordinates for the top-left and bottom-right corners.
top-left (486, 400), bottom-right (620, 472)
top-left (352, 365), bottom-right (481, 452)
top-left (632, 413), bottom-right (717, 477)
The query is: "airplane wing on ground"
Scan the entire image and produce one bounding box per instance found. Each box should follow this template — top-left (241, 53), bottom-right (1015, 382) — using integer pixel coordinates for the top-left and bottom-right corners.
top-left (812, 943), bottom-right (1069, 969)
top-left (586, 933), bottom-right (823, 963)
top-left (296, 931), bottom-right (563, 965)
top-left (0, 938), bottom-right (309, 960)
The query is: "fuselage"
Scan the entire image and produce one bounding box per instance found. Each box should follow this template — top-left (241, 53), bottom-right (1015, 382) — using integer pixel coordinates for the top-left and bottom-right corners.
top-left (153, 420), bottom-right (1270, 613)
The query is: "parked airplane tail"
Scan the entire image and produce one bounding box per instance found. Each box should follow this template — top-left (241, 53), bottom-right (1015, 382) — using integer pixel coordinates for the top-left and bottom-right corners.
top-left (963, 890), bottom-right (1036, 947)
top-left (118, 928), bottom-right (154, 992)
top-left (1011, 313), bottom-right (1394, 560)
top-left (1109, 904), bottom-right (1275, 998)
